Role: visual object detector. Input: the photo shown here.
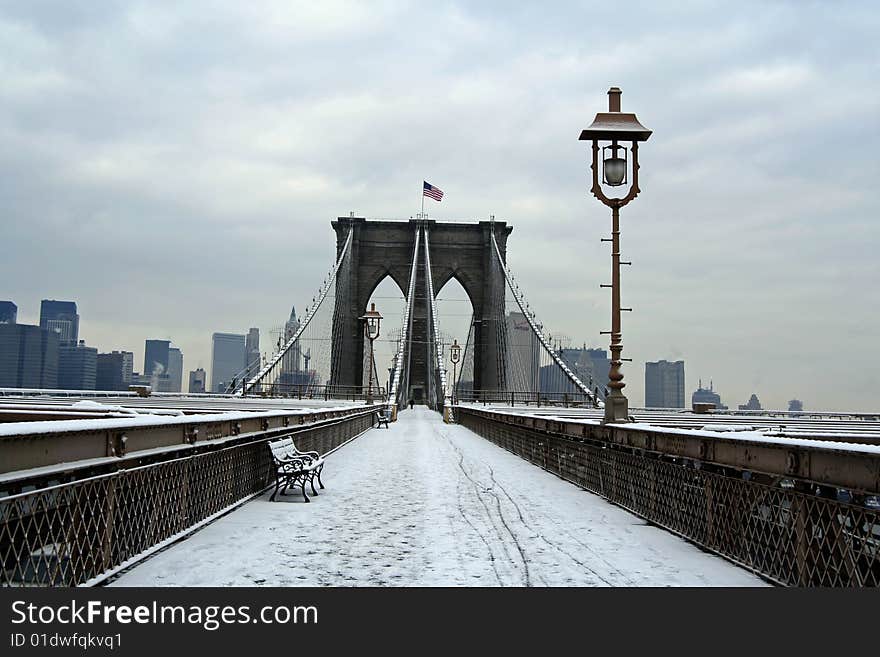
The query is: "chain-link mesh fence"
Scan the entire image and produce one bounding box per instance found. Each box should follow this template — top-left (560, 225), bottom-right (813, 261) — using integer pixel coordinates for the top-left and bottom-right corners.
top-left (1, 411), bottom-right (373, 586)
top-left (459, 409), bottom-right (880, 586)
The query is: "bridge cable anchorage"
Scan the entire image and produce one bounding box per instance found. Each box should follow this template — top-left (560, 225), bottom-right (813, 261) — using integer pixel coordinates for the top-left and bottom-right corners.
top-left (487, 229), bottom-right (602, 408)
top-left (423, 228), bottom-right (451, 419)
top-left (243, 227), bottom-right (354, 396)
top-left (387, 227), bottom-right (421, 414)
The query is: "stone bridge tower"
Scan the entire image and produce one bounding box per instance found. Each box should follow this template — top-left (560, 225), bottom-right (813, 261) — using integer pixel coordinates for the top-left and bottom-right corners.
top-left (330, 217), bottom-right (512, 402)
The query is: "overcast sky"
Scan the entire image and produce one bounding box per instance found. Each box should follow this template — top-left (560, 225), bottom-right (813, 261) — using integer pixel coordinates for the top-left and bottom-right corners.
top-left (2, 1), bottom-right (878, 410)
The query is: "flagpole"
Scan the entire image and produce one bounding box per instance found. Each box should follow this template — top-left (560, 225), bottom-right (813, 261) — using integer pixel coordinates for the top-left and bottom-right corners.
top-left (420, 181), bottom-right (425, 219)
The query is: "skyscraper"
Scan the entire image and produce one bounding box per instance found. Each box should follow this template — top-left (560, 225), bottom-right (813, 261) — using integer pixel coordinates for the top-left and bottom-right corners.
top-left (558, 346), bottom-right (611, 395)
top-left (39, 300), bottom-right (79, 344)
top-left (692, 379), bottom-right (727, 410)
top-left (739, 394), bottom-right (763, 411)
top-left (279, 307), bottom-right (311, 388)
top-left (506, 312), bottom-right (540, 391)
top-left (96, 351), bottom-right (134, 391)
top-left (645, 360), bottom-right (685, 408)
top-left (58, 341), bottom-right (97, 390)
top-left (189, 368), bottom-right (207, 393)
top-left (0, 324), bottom-right (59, 388)
top-left (539, 344), bottom-right (611, 397)
top-left (0, 301), bottom-right (16, 324)
top-left (211, 333), bottom-right (246, 392)
top-left (167, 347), bottom-right (183, 392)
top-left (143, 339), bottom-right (170, 379)
top-left (246, 328), bottom-right (260, 377)
top-left (121, 350), bottom-right (134, 384)
top-left (281, 307), bottom-right (302, 380)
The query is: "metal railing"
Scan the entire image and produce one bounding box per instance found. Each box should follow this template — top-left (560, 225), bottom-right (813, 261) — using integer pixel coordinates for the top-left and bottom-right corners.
top-left (0, 410), bottom-right (374, 586)
top-left (244, 384), bottom-right (386, 401)
top-left (456, 390), bottom-right (597, 407)
top-left (458, 407), bottom-right (880, 586)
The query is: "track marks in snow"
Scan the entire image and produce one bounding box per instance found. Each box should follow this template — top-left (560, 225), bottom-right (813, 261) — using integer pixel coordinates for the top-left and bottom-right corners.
top-left (112, 407), bottom-right (765, 587)
top-left (439, 426), bottom-right (628, 587)
top-left (448, 439), bottom-right (531, 586)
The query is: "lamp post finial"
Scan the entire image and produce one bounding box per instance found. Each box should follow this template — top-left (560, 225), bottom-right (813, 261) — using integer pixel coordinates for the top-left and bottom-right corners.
top-left (608, 87), bottom-right (622, 112)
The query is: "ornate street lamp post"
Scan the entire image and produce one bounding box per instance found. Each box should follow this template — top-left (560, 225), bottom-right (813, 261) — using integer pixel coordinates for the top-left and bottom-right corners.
top-left (450, 338), bottom-right (461, 406)
top-left (579, 87), bottom-right (652, 423)
top-left (361, 303), bottom-right (383, 404)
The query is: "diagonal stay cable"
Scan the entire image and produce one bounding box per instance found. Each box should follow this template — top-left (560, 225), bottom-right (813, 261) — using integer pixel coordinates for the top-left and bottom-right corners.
top-left (243, 228), bottom-right (353, 394)
top-left (490, 230), bottom-right (599, 406)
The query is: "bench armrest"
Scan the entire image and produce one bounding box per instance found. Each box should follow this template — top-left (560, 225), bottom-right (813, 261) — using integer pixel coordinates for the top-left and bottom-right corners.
top-left (276, 456), bottom-right (311, 471)
top-left (284, 453), bottom-right (323, 467)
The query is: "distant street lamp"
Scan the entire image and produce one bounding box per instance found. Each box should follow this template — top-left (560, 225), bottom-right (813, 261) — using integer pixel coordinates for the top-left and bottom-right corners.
top-left (361, 303), bottom-right (383, 404)
top-left (579, 87), bottom-right (652, 423)
top-left (450, 339), bottom-right (461, 405)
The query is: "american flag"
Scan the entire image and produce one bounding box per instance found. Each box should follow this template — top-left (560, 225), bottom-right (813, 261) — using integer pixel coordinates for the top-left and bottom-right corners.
top-left (423, 181), bottom-right (444, 201)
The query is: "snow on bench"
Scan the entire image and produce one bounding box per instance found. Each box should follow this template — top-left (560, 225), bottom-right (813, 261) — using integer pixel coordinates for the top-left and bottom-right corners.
top-left (267, 437), bottom-right (325, 502)
top-left (375, 408), bottom-right (391, 428)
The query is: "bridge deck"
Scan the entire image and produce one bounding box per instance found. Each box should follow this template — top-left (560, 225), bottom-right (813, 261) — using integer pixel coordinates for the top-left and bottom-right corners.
top-left (112, 407), bottom-right (764, 586)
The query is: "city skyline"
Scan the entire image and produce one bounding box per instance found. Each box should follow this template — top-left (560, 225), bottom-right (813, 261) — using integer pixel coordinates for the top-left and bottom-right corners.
top-left (0, 293), bottom-right (823, 408)
top-left (1, 3), bottom-right (877, 410)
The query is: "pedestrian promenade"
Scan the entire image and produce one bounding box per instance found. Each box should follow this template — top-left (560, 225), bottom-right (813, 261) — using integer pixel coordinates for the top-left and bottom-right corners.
top-left (113, 407), bottom-right (764, 586)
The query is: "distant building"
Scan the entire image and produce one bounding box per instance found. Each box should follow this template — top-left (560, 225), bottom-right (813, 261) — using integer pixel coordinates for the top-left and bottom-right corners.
top-left (189, 368), bottom-right (207, 394)
top-left (559, 346), bottom-right (611, 396)
top-left (96, 350), bottom-right (134, 391)
top-left (130, 373), bottom-right (153, 387)
top-left (739, 394), bottom-right (763, 411)
top-left (144, 339), bottom-right (170, 380)
top-left (692, 379), bottom-right (727, 410)
top-left (151, 374), bottom-right (174, 392)
top-left (280, 307), bottom-right (303, 385)
top-left (788, 399), bottom-right (804, 412)
top-left (167, 347), bottom-right (183, 392)
top-left (121, 351), bottom-right (134, 384)
top-left (0, 301), bottom-right (16, 324)
top-left (0, 324), bottom-right (59, 388)
top-left (39, 300), bottom-right (79, 345)
top-left (58, 341), bottom-right (97, 390)
top-left (507, 312), bottom-right (540, 391)
top-left (211, 332), bottom-right (246, 392)
top-left (645, 360), bottom-right (685, 408)
top-left (246, 328), bottom-right (260, 377)
top-left (539, 344), bottom-right (610, 398)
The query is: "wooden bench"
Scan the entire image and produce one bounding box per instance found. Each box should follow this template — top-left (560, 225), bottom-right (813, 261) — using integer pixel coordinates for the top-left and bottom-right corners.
top-left (375, 408), bottom-right (391, 428)
top-left (267, 437), bottom-right (325, 502)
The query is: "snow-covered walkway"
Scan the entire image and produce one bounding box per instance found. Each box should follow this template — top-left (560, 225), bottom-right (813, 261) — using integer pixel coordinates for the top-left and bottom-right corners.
top-left (112, 407), bottom-right (764, 586)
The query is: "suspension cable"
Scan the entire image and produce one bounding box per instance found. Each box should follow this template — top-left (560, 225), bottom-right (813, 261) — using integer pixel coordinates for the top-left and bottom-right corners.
top-left (490, 230), bottom-right (600, 406)
top-left (243, 227), bottom-right (354, 394)
top-left (423, 228), bottom-right (449, 412)
top-left (388, 228), bottom-right (421, 407)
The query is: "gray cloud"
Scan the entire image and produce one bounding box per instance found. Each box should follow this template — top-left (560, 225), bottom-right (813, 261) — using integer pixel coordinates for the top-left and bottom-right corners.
top-left (1, 1), bottom-right (878, 410)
